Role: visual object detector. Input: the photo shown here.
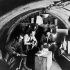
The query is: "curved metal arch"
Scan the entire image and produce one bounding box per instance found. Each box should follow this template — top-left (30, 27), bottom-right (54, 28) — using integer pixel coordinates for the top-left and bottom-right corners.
top-left (1, 1), bottom-right (70, 44)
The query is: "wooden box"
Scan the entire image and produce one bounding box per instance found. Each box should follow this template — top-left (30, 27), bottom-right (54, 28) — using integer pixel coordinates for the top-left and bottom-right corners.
top-left (35, 50), bottom-right (52, 70)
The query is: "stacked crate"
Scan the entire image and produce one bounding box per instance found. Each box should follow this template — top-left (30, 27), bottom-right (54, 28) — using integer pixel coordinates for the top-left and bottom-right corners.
top-left (35, 50), bottom-right (52, 70)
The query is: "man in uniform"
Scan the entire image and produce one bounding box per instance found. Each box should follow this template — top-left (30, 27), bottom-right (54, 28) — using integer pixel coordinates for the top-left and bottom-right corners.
top-left (5, 34), bottom-right (32, 70)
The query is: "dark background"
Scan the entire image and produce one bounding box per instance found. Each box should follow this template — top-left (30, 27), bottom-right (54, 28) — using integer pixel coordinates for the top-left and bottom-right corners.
top-left (0, 0), bottom-right (69, 16)
top-left (0, 0), bottom-right (41, 16)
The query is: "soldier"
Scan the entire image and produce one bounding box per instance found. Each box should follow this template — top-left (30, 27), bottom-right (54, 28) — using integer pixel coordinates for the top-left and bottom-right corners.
top-left (5, 34), bottom-right (32, 70)
top-left (5, 35), bottom-right (23, 62)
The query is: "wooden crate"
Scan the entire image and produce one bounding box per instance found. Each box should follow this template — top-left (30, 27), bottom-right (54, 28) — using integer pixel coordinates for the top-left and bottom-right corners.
top-left (35, 51), bottom-right (52, 70)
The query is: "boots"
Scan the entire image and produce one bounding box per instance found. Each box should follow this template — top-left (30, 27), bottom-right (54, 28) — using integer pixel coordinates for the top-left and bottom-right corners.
top-left (22, 56), bottom-right (32, 70)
